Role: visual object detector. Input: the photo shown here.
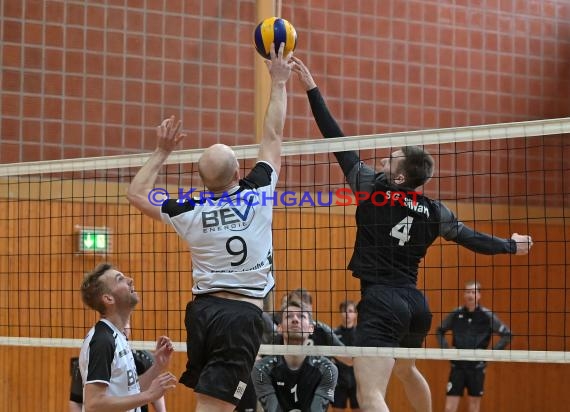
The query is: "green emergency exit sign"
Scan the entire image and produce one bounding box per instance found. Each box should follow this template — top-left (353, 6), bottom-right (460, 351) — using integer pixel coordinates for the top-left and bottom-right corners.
top-left (77, 227), bottom-right (110, 253)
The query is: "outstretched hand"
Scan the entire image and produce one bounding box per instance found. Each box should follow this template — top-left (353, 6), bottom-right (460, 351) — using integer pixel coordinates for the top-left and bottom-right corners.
top-left (291, 56), bottom-right (317, 91)
top-left (157, 115), bottom-right (186, 153)
top-left (512, 233), bottom-right (533, 255)
top-left (153, 336), bottom-right (175, 369)
top-left (145, 372), bottom-right (177, 401)
top-left (265, 42), bottom-right (294, 84)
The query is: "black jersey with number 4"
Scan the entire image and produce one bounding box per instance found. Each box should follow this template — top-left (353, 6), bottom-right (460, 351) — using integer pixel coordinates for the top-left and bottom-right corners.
top-left (252, 355), bottom-right (337, 412)
top-left (306, 87), bottom-right (517, 287)
top-left (350, 175), bottom-right (442, 286)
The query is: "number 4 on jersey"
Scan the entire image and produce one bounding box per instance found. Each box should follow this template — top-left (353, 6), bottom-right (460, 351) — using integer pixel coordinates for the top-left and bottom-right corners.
top-left (390, 216), bottom-right (414, 246)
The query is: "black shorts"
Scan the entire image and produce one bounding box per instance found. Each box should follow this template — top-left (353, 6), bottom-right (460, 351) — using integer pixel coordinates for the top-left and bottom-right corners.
top-left (235, 376), bottom-right (258, 412)
top-left (332, 384), bottom-right (359, 409)
top-left (354, 284), bottom-right (432, 348)
top-left (446, 363), bottom-right (486, 397)
top-left (179, 295), bottom-right (263, 406)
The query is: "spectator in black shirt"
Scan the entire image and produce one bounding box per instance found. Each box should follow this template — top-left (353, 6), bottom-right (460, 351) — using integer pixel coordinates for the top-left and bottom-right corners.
top-left (271, 288), bottom-right (352, 370)
top-left (272, 288), bottom-right (346, 347)
top-left (292, 57), bottom-right (532, 412)
top-left (332, 300), bottom-right (360, 412)
top-left (436, 281), bottom-right (512, 412)
top-left (252, 300), bottom-right (338, 411)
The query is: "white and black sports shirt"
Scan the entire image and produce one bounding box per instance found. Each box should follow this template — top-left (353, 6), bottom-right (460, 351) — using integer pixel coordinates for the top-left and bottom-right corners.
top-left (161, 161), bottom-right (277, 298)
top-left (79, 319), bottom-right (141, 412)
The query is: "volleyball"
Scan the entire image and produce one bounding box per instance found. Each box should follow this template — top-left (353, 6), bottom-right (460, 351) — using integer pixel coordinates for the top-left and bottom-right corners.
top-left (253, 17), bottom-right (297, 59)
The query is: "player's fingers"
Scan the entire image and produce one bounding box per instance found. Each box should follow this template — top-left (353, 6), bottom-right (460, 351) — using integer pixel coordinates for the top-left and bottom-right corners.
top-left (157, 372), bottom-right (171, 380)
top-left (175, 133), bottom-right (187, 144)
top-left (172, 120), bottom-right (182, 137)
top-left (166, 116), bottom-right (175, 133)
top-left (161, 372), bottom-right (177, 384)
top-left (269, 42), bottom-right (276, 59)
top-left (292, 56), bottom-right (307, 70)
top-left (158, 337), bottom-right (174, 351)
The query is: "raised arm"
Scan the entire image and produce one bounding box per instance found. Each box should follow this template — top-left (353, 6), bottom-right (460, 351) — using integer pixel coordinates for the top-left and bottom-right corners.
top-left (292, 56), bottom-right (375, 191)
top-left (138, 337), bottom-right (174, 390)
top-left (257, 43), bottom-right (293, 175)
top-left (126, 116), bottom-right (186, 222)
top-left (438, 202), bottom-right (533, 255)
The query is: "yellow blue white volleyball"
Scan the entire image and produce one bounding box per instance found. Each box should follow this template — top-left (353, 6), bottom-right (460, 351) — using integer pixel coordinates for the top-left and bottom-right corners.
top-left (254, 17), bottom-right (297, 59)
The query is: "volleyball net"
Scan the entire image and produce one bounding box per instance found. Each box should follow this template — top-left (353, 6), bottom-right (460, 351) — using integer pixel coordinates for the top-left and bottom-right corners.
top-left (0, 118), bottom-right (569, 363)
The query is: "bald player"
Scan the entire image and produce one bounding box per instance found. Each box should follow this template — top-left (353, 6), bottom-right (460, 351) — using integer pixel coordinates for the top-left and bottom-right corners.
top-left (127, 43), bottom-right (293, 412)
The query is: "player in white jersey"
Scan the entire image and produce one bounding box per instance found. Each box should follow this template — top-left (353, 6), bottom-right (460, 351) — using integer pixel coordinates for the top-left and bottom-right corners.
top-left (127, 43), bottom-right (293, 412)
top-left (79, 263), bottom-right (177, 412)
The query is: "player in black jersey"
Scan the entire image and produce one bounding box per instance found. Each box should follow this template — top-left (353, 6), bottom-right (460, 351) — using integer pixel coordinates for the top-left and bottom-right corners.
top-left (292, 58), bottom-right (533, 412)
top-left (271, 288), bottom-right (346, 347)
top-left (252, 300), bottom-right (338, 411)
top-left (331, 300), bottom-right (360, 412)
top-left (436, 281), bottom-right (512, 412)
top-left (127, 44), bottom-right (293, 412)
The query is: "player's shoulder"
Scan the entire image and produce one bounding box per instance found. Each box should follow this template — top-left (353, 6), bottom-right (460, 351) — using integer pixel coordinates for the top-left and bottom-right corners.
top-left (315, 320), bottom-right (334, 333)
top-left (430, 199), bottom-right (456, 220)
top-left (91, 320), bottom-right (116, 343)
top-left (308, 355), bottom-right (336, 368)
top-left (478, 306), bottom-right (495, 316)
top-left (255, 354), bottom-right (280, 370)
top-left (417, 196), bottom-right (440, 215)
top-left (241, 161), bottom-right (276, 189)
top-left (309, 356), bottom-right (338, 379)
top-left (83, 321), bottom-right (118, 362)
top-left (160, 197), bottom-right (199, 220)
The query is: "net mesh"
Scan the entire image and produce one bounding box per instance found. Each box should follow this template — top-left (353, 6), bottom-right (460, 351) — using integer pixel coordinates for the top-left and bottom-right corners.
top-left (0, 118), bottom-right (569, 362)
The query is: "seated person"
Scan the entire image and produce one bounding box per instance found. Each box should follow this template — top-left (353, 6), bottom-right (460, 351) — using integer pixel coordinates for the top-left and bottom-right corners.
top-left (252, 299), bottom-right (338, 411)
top-left (272, 288), bottom-right (344, 347)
